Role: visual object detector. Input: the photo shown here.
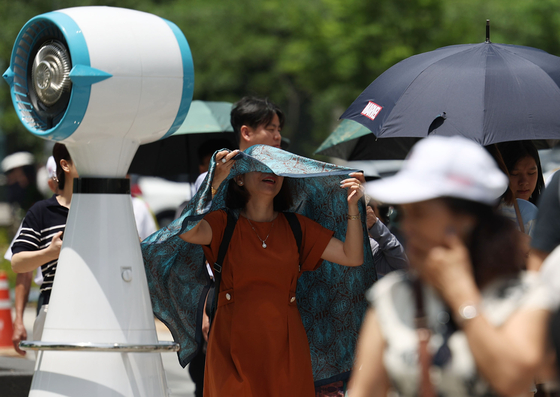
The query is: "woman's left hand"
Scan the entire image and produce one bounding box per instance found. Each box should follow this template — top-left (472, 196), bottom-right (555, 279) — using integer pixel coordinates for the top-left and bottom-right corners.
top-left (340, 176), bottom-right (364, 206)
top-left (424, 233), bottom-right (481, 311)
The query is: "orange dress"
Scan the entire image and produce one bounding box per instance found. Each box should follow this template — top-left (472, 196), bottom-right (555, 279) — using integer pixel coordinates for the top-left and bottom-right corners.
top-left (202, 210), bottom-right (334, 397)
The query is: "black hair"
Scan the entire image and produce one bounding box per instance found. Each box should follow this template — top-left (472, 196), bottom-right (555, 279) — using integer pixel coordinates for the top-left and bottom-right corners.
top-left (495, 140), bottom-right (544, 205)
top-left (225, 176), bottom-right (293, 212)
top-left (230, 96), bottom-right (285, 145)
top-left (441, 197), bottom-right (525, 288)
top-left (52, 143), bottom-right (72, 190)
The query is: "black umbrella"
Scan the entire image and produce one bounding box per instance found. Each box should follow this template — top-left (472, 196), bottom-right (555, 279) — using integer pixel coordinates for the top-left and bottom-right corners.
top-left (340, 25), bottom-right (560, 147)
top-left (128, 100), bottom-right (237, 181)
top-left (315, 118), bottom-right (420, 160)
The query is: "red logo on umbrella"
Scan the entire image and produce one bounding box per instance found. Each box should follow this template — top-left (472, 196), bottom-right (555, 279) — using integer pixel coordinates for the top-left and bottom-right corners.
top-left (361, 101), bottom-right (383, 120)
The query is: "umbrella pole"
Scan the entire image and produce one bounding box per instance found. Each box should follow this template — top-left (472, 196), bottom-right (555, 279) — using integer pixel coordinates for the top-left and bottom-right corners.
top-left (493, 145), bottom-right (525, 233)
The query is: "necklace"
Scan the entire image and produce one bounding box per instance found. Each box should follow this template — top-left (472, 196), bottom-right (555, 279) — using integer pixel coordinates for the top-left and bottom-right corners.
top-left (246, 217), bottom-right (275, 248)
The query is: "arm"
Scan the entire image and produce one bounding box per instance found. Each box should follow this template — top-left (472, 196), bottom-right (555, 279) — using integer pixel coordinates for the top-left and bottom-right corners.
top-left (12, 231), bottom-right (63, 273)
top-left (179, 219), bottom-right (213, 245)
top-left (321, 177), bottom-right (364, 267)
top-left (527, 248), bottom-right (548, 272)
top-left (368, 213), bottom-right (408, 274)
top-left (426, 234), bottom-right (549, 396)
top-left (348, 309), bottom-right (391, 397)
top-left (12, 272), bottom-right (32, 355)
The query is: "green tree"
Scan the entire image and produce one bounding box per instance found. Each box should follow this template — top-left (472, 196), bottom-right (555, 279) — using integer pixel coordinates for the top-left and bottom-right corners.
top-left (3, 0), bottom-right (560, 160)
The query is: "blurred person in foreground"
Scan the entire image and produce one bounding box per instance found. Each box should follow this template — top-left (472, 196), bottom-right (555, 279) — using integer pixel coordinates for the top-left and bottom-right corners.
top-left (349, 136), bottom-right (551, 397)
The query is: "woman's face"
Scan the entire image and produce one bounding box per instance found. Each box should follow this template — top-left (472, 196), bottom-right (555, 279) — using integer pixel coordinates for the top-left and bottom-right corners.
top-left (401, 199), bottom-right (473, 270)
top-left (508, 155), bottom-right (538, 201)
top-left (238, 172), bottom-right (284, 199)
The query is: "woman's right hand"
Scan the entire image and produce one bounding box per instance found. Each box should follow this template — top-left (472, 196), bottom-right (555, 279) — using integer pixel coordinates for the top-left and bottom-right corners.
top-left (424, 233), bottom-right (481, 313)
top-left (212, 150), bottom-right (239, 193)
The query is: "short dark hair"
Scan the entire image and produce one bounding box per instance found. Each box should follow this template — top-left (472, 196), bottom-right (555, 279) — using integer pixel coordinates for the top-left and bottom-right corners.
top-left (52, 143), bottom-right (72, 190)
top-left (442, 197), bottom-right (524, 288)
top-left (495, 140), bottom-right (544, 205)
top-left (230, 96), bottom-right (285, 145)
top-left (225, 176), bottom-right (293, 212)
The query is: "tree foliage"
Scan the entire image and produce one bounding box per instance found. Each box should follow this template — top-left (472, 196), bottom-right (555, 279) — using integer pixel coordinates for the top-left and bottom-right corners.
top-left (1, 0), bottom-right (560, 160)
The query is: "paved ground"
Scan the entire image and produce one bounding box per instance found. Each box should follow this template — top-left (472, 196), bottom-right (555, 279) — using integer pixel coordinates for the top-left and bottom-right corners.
top-left (0, 307), bottom-right (196, 397)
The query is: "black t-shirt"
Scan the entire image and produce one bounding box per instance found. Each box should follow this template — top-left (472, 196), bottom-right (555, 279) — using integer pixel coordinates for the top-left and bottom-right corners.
top-left (532, 171), bottom-right (560, 253)
top-left (12, 195), bottom-right (68, 293)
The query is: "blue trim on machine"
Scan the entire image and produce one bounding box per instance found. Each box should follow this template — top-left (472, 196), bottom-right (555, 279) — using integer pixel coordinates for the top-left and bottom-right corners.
top-left (160, 20), bottom-right (195, 139)
top-left (5, 11), bottom-right (92, 141)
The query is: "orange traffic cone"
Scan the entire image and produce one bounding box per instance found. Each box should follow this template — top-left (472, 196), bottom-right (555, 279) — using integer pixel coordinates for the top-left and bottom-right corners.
top-left (0, 271), bottom-right (13, 348)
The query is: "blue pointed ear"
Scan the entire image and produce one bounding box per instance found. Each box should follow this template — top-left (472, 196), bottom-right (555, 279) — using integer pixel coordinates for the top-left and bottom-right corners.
top-left (2, 67), bottom-right (14, 87)
top-left (69, 65), bottom-right (112, 86)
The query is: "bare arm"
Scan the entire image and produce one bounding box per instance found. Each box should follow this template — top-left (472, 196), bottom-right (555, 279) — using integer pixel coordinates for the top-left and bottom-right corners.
top-left (179, 219), bottom-right (213, 245)
top-left (426, 234), bottom-right (549, 396)
top-left (348, 309), bottom-right (391, 397)
top-left (321, 177), bottom-right (364, 267)
top-left (527, 248), bottom-right (548, 272)
top-left (12, 272), bottom-right (32, 355)
top-left (11, 231), bottom-right (62, 273)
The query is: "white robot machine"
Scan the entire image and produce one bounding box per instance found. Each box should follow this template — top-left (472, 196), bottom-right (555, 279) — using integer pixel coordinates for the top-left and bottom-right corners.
top-left (3, 6), bottom-right (194, 396)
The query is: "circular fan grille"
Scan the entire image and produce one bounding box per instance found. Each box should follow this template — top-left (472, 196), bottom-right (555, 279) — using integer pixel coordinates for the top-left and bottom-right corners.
top-left (31, 41), bottom-right (71, 106)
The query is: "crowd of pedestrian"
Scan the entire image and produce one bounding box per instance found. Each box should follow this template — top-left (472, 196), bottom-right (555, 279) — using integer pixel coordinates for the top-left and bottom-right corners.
top-left (5, 95), bottom-right (560, 397)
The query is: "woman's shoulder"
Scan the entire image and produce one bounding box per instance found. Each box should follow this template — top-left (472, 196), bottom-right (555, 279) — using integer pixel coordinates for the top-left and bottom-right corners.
top-left (481, 272), bottom-right (550, 325)
top-left (203, 208), bottom-right (228, 221)
top-left (366, 270), bottom-right (409, 304)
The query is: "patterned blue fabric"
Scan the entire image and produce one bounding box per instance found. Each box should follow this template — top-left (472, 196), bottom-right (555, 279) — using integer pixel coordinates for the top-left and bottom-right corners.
top-left (141, 145), bottom-right (377, 384)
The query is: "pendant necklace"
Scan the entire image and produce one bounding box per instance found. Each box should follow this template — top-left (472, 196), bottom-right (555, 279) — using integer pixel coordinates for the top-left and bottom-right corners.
top-left (246, 217), bottom-right (275, 249)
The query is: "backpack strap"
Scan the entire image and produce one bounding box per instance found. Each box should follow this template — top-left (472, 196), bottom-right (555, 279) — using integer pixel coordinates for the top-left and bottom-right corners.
top-left (208, 209), bottom-right (238, 324)
top-left (283, 212), bottom-right (303, 271)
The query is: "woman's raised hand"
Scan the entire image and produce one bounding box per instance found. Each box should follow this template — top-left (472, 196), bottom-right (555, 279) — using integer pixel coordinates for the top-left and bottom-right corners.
top-left (212, 150), bottom-right (240, 192)
top-left (340, 176), bottom-right (364, 205)
top-left (424, 232), bottom-right (480, 312)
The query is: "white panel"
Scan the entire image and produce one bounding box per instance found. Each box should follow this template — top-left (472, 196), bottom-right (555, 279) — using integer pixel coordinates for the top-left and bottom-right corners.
top-left (59, 7), bottom-right (184, 145)
top-left (43, 194), bottom-right (155, 337)
top-left (30, 351), bottom-right (168, 397)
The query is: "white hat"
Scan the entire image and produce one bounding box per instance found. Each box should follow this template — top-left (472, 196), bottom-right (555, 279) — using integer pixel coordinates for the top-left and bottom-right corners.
top-left (366, 136), bottom-right (509, 205)
top-left (1, 152), bottom-right (34, 173)
top-left (46, 156), bottom-right (57, 179)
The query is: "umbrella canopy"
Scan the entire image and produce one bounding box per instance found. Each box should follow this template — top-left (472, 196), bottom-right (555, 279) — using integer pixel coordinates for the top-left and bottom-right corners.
top-left (174, 100), bottom-right (234, 134)
top-left (128, 100), bottom-right (236, 180)
top-left (340, 41), bottom-right (560, 147)
top-left (315, 119), bottom-right (420, 160)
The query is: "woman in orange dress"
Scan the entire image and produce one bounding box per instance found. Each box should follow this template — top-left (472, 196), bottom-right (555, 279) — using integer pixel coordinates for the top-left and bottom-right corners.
top-left (179, 151), bottom-right (365, 397)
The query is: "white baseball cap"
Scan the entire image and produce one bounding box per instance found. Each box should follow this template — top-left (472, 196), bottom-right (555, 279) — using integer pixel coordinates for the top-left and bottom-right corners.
top-left (1, 152), bottom-right (34, 173)
top-left (366, 136), bottom-right (509, 205)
